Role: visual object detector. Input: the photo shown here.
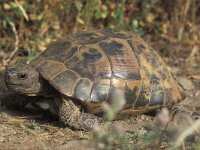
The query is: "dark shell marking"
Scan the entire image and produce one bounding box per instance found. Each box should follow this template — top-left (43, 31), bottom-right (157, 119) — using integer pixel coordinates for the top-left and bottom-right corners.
top-left (50, 70), bottom-right (80, 96)
top-left (31, 29), bottom-right (182, 115)
top-left (64, 44), bottom-right (112, 81)
top-left (99, 39), bottom-right (141, 80)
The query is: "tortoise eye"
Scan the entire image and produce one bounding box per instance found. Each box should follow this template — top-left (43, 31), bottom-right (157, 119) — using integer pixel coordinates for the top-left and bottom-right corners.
top-left (18, 73), bottom-right (28, 80)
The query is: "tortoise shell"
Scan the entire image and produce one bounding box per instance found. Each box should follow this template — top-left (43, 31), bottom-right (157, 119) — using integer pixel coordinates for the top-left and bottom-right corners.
top-left (30, 29), bottom-right (182, 115)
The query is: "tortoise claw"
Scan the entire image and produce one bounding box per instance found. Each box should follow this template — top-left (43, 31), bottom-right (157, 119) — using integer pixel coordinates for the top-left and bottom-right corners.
top-left (58, 97), bottom-right (103, 131)
top-left (78, 113), bottom-right (103, 130)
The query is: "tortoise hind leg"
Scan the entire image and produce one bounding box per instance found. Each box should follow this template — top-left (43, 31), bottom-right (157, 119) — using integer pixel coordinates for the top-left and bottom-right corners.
top-left (57, 97), bottom-right (103, 131)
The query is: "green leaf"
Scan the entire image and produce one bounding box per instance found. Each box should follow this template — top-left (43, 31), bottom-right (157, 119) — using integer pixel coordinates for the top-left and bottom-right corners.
top-left (74, 1), bottom-right (83, 11)
top-left (131, 20), bottom-right (145, 35)
top-left (77, 15), bottom-right (85, 24)
top-left (178, 27), bottom-right (184, 41)
top-left (131, 20), bottom-right (139, 29)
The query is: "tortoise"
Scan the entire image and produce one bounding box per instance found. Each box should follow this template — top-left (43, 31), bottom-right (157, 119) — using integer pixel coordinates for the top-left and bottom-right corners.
top-left (3, 29), bottom-right (183, 130)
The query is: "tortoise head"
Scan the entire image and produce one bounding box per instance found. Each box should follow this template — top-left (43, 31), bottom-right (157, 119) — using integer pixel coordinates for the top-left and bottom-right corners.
top-left (4, 64), bottom-right (43, 96)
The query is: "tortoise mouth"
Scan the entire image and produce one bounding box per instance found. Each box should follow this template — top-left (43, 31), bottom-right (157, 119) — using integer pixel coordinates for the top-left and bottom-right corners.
top-left (7, 83), bottom-right (21, 86)
top-left (6, 82), bottom-right (43, 96)
top-left (6, 83), bottom-right (30, 93)
top-left (7, 84), bottom-right (36, 96)
top-left (6, 83), bottom-right (24, 93)
top-left (6, 83), bottom-right (24, 89)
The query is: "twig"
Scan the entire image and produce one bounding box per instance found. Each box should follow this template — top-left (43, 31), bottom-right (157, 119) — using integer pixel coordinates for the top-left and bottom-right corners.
top-left (186, 45), bottom-right (199, 62)
top-left (160, 34), bottom-right (200, 45)
top-left (14, 0), bottom-right (29, 21)
top-left (174, 119), bottom-right (200, 148)
top-left (183, 0), bottom-right (192, 19)
top-left (0, 112), bottom-right (26, 123)
top-left (2, 20), bottom-right (19, 68)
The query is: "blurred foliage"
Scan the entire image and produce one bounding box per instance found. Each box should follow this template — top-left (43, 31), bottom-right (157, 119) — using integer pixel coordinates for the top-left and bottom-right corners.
top-left (0, 0), bottom-right (200, 62)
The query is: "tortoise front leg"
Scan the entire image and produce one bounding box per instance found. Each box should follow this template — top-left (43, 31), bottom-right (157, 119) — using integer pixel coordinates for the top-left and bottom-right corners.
top-left (57, 97), bottom-right (103, 131)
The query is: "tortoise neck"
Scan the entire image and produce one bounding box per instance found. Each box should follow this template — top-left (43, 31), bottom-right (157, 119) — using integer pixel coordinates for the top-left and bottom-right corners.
top-left (38, 79), bottom-right (59, 98)
top-left (0, 71), bottom-right (9, 98)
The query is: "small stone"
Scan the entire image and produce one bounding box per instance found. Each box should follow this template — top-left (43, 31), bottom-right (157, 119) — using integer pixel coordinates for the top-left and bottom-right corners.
top-left (97, 143), bottom-right (105, 149)
top-left (171, 67), bottom-right (180, 74)
top-left (140, 115), bottom-right (145, 121)
top-left (3, 3), bottom-right (11, 10)
top-left (178, 77), bottom-right (195, 90)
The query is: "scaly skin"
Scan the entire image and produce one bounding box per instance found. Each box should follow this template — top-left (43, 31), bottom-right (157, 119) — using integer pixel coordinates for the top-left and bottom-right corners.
top-left (0, 71), bottom-right (30, 109)
top-left (0, 71), bottom-right (8, 99)
top-left (56, 96), bottom-right (103, 131)
top-left (0, 71), bottom-right (11, 107)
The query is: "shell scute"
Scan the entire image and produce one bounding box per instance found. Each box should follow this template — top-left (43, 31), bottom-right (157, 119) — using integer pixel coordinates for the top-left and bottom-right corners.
top-left (73, 78), bottom-right (93, 101)
top-left (50, 70), bottom-right (80, 96)
top-left (37, 60), bottom-right (66, 81)
top-left (149, 75), bottom-right (165, 106)
top-left (91, 79), bottom-right (110, 103)
top-left (65, 44), bottom-right (112, 81)
top-left (99, 39), bottom-right (141, 80)
top-left (108, 78), bottom-right (126, 106)
top-left (41, 39), bottom-right (72, 62)
top-left (125, 80), bottom-right (142, 106)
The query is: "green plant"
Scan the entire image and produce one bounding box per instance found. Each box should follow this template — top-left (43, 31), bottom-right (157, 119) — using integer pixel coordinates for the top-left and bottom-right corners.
top-left (113, 0), bottom-right (126, 29)
top-left (27, 120), bottom-right (42, 131)
top-left (131, 20), bottom-right (145, 35)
